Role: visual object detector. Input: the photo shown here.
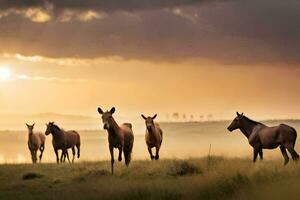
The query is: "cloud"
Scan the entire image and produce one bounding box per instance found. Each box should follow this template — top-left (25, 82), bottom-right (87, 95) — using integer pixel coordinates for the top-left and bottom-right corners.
top-left (15, 74), bottom-right (87, 83)
top-left (0, 0), bottom-right (208, 22)
top-left (0, 0), bottom-right (299, 65)
top-left (171, 8), bottom-right (199, 23)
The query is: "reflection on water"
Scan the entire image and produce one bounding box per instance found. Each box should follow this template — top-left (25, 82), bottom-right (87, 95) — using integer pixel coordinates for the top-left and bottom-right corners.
top-left (0, 121), bottom-right (300, 164)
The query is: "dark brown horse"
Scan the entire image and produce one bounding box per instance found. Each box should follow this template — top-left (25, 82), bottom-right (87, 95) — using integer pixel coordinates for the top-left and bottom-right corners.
top-left (45, 122), bottom-right (81, 163)
top-left (26, 123), bottom-right (46, 163)
top-left (228, 112), bottom-right (299, 165)
top-left (98, 107), bottom-right (134, 174)
top-left (141, 114), bottom-right (163, 160)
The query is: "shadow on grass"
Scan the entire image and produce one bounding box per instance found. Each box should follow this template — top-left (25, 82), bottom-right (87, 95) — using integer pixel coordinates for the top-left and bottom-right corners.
top-left (168, 160), bottom-right (203, 177)
top-left (22, 172), bottom-right (44, 180)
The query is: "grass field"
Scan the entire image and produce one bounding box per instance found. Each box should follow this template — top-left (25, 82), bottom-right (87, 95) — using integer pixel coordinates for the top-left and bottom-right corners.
top-left (0, 157), bottom-right (300, 200)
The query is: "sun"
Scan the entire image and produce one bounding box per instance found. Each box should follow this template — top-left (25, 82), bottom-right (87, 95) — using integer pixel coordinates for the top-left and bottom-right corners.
top-left (0, 67), bottom-right (11, 81)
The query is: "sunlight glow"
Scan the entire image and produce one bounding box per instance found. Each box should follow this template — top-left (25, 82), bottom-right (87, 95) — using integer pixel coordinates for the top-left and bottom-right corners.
top-left (0, 67), bottom-right (11, 81)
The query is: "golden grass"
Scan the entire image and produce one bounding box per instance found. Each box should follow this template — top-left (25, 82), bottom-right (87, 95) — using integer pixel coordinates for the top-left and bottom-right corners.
top-left (0, 157), bottom-right (299, 200)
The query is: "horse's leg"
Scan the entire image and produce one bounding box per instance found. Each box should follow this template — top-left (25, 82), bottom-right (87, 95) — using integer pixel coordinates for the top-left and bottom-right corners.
top-left (71, 147), bottom-right (75, 163)
top-left (148, 147), bottom-right (154, 160)
top-left (253, 148), bottom-right (259, 163)
top-left (60, 150), bottom-right (64, 163)
top-left (30, 150), bottom-right (34, 163)
top-left (280, 145), bottom-right (290, 165)
top-left (76, 144), bottom-right (80, 159)
top-left (118, 146), bottom-right (122, 162)
top-left (55, 149), bottom-right (59, 163)
top-left (259, 148), bottom-right (263, 160)
top-left (109, 145), bottom-right (115, 175)
top-left (39, 145), bottom-right (44, 162)
top-left (33, 150), bottom-right (37, 164)
top-left (286, 145), bottom-right (300, 161)
top-left (155, 146), bottom-right (160, 160)
top-left (66, 150), bottom-right (71, 163)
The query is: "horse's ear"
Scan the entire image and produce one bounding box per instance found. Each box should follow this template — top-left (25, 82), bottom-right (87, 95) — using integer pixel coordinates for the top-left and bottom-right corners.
top-left (45, 123), bottom-right (48, 126)
top-left (26, 123), bottom-right (29, 127)
top-left (110, 107), bottom-right (115, 114)
top-left (32, 123), bottom-right (35, 127)
top-left (152, 114), bottom-right (157, 119)
top-left (236, 112), bottom-right (240, 117)
top-left (240, 113), bottom-right (244, 117)
top-left (98, 107), bottom-right (103, 114)
top-left (141, 114), bottom-right (147, 120)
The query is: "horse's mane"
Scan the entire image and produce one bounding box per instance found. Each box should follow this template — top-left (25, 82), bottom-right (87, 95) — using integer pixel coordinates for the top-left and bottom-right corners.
top-left (243, 116), bottom-right (262, 125)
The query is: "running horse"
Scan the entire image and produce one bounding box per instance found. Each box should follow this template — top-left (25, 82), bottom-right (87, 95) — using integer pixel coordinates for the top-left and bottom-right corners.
top-left (97, 107), bottom-right (134, 174)
top-left (227, 112), bottom-right (299, 165)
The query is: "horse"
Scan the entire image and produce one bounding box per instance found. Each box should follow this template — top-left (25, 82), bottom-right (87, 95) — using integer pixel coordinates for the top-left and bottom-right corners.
top-left (227, 112), bottom-right (299, 165)
top-left (97, 107), bottom-right (134, 174)
top-left (26, 123), bottom-right (46, 163)
top-left (141, 114), bottom-right (163, 160)
top-left (45, 122), bottom-right (81, 163)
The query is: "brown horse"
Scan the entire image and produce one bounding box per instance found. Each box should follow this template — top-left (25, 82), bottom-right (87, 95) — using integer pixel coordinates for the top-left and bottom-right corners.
top-left (141, 114), bottom-right (163, 160)
top-left (26, 123), bottom-right (45, 163)
top-left (228, 112), bottom-right (299, 165)
top-left (45, 122), bottom-right (81, 163)
top-left (97, 107), bottom-right (134, 174)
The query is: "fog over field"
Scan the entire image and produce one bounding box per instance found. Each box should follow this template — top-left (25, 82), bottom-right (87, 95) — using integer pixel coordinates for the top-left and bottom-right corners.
top-left (1, 120), bottom-right (300, 164)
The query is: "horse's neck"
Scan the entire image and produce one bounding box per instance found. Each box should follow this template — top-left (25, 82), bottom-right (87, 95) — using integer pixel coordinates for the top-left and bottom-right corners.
top-left (240, 118), bottom-right (260, 138)
top-left (28, 133), bottom-right (34, 141)
top-left (108, 117), bottom-right (121, 137)
top-left (52, 127), bottom-right (64, 139)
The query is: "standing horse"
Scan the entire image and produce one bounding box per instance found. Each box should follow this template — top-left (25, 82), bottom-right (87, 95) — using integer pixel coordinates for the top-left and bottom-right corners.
top-left (97, 107), bottom-right (134, 174)
top-left (45, 122), bottom-right (81, 163)
top-left (227, 112), bottom-right (299, 165)
top-left (26, 123), bottom-right (46, 163)
top-left (141, 114), bottom-right (163, 160)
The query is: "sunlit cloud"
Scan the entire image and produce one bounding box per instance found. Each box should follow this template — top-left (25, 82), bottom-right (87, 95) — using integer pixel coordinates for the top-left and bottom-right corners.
top-left (15, 74), bottom-right (87, 83)
top-left (58, 10), bottom-right (106, 22)
top-left (171, 8), bottom-right (199, 23)
top-left (0, 8), bottom-right (51, 23)
top-left (3, 53), bottom-right (124, 66)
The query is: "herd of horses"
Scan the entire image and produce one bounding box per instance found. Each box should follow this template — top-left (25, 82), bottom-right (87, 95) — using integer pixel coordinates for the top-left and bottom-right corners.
top-left (26, 108), bottom-right (299, 174)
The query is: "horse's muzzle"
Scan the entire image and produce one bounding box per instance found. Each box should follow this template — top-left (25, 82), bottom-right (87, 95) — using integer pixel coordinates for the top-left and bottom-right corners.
top-left (103, 124), bottom-right (109, 130)
top-left (227, 127), bottom-right (233, 132)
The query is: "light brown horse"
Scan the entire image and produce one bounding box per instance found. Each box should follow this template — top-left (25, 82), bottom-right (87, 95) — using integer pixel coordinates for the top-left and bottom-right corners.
top-left (142, 114), bottom-right (163, 160)
top-left (26, 123), bottom-right (46, 163)
top-left (45, 122), bottom-right (81, 163)
top-left (228, 112), bottom-right (299, 165)
top-left (98, 107), bottom-right (134, 174)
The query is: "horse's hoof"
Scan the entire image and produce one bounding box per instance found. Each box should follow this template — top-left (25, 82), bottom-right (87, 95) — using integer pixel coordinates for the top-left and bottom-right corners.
top-left (118, 158), bottom-right (122, 162)
top-left (150, 156), bottom-right (154, 160)
top-left (155, 155), bottom-right (159, 160)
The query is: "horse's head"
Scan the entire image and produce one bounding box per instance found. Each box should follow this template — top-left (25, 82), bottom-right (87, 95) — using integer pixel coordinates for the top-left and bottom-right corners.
top-left (26, 123), bottom-right (35, 134)
top-left (45, 122), bottom-right (55, 135)
top-left (227, 112), bottom-right (244, 132)
top-left (97, 107), bottom-right (115, 130)
top-left (141, 114), bottom-right (157, 130)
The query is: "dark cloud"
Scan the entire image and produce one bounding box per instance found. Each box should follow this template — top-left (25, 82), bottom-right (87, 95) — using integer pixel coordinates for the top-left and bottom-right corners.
top-left (0, 0), bottom-right (211, 11)
top-left (0, 0), bottom-right (299, 65)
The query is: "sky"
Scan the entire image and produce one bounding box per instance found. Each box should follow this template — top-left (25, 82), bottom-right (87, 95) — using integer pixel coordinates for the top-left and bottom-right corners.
top-left (0, 0), bottom-right (300, 120)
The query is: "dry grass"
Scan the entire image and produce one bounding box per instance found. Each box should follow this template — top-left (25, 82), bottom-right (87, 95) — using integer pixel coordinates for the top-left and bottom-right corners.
top-left (0, 157), bottom-right (299, 199)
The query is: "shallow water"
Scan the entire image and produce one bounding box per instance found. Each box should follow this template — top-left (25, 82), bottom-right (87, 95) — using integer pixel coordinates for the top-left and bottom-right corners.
top-left (0, 120), bottom-right (300, 164)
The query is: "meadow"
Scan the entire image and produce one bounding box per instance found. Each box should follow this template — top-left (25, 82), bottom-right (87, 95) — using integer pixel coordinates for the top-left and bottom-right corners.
top-left (0, 158), bottom-right (300, 200)
top-left (1, 121), bottom-right (300, 199)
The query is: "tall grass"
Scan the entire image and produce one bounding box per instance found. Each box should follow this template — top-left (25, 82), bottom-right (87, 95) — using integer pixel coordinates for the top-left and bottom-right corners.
top-left (0, 158), bottom-right (299, 200)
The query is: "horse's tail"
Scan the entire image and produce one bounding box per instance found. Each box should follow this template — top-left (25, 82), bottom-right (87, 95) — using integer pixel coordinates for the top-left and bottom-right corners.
top-left (76, 133), bottom-right (81, 158)
top-left (123, 123), bottom-right (132, 129)
top-left (124, 134), bottom-right (134, 166)
top-left (292, 127), bottom-right (297, 148)
top-left (124, 143), bottom-right (133, 166)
